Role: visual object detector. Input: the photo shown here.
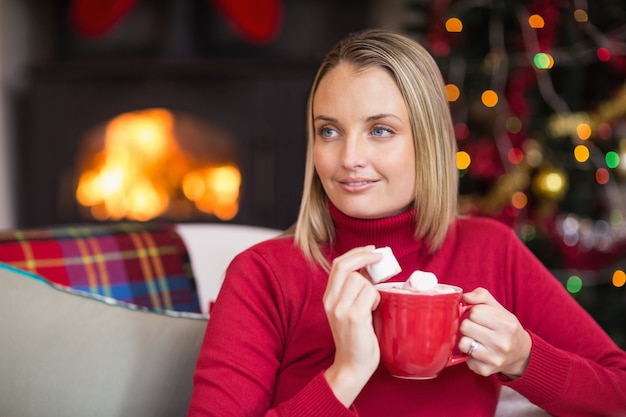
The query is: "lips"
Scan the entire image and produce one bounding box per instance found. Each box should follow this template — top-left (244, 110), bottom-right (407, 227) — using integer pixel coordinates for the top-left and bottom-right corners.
top-left (339, 177), bottom-right (377, 185)
top-left (337, 178), bottom-right (378, 192)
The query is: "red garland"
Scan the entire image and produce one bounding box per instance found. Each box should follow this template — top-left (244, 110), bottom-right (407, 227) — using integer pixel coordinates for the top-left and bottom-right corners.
top-left (70, 0), bottom-right (283, 44)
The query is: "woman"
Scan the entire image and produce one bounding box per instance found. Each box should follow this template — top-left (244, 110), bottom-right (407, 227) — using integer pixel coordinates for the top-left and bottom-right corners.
top-left (188, 29), bottom-right (626, 416)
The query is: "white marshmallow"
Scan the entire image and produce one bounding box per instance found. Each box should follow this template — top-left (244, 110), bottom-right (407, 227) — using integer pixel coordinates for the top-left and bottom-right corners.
top-left (403, 270), bottom-right (438, 292)
top-left (366, 246), bottom-right (402, 283)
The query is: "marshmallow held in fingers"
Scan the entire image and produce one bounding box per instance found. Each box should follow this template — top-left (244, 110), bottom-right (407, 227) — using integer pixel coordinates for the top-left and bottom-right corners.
top-left (366, 246), bottom-right (402, 283)
top-left (403, 270), bottom-right (438, 292)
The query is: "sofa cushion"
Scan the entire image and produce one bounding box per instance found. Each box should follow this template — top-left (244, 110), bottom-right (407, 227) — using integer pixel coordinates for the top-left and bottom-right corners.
top-left (0, 262), bottom-right (208, 417)
top-left (0, 222), bottom-right (200, 312)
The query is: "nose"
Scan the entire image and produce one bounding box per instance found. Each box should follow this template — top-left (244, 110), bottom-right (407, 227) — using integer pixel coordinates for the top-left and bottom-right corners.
top-left (341, 134), bottom-right (368, 169)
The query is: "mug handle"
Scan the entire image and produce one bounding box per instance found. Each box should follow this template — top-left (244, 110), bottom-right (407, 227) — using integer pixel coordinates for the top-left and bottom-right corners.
top-left (447, 302), bottom-right (473, 366)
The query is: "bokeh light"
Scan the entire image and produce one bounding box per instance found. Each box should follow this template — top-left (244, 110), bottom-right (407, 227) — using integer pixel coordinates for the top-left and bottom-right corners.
top-left (445, 84), bottom-right (461, 102)
top-left (505, 117), bottom-right (523, 134)
top-left (445, 17), bottom-right (463, 33)
top-left (613, 270), bottom-right (626, 287)
top-left (597, 47), bottom-right (611, 62)
top-left (574, 145), bottom-right (590, 162)
top-left (595, 168), bottom-right (609, 185)
top-left (508, 147), bottom-right (524, 164)
top-left (519, 223), bottom-right (537, 241)
top-left (454, 122), bottom-right (469, 140)
top-left (576, 123), bottom-right (591, 140)
top-left (456, 151), bottom-right (471, 170)
top-left (533, 53), bottom-right (554, 69)
top-left (566, 275), bottom-right (583, 293)
top-left (511, 191), bottom-right (528, 209)
top-left (573, 9), bottom-right (589, 22)
top-left (481, 90), bottom-right (498, 107)
top-left (606, 151), bottom-right (620, 168)
top-left (528, 14), bottom-right (545, 29)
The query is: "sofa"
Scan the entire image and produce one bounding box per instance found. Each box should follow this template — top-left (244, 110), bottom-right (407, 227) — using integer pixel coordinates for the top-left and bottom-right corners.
top-left (0, 222), bottom-right (546, 417)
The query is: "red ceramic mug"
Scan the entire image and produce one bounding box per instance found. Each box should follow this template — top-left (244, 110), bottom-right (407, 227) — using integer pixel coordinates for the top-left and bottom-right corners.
top-left (373, 282), bottom-right (471, 380)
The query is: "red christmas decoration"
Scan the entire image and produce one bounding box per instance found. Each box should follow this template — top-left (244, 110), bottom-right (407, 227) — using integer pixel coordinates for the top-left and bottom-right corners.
top-left (209, 0), bottom-right (283, 44)
top-left (70, 0), bottom-right (138, 38)
top-left (70, 0), bottom-right (283, 44)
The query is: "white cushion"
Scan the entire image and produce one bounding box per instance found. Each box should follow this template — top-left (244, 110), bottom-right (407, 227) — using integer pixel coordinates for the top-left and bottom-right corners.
top-left (176, 223), bottom-right (282, 313)
top-left (0, 263), bottom-right (207, 417)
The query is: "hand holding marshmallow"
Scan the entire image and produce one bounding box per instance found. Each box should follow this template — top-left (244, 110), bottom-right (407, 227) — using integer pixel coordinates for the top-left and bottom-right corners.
top-left (366, 246), bottom-right (402, 283)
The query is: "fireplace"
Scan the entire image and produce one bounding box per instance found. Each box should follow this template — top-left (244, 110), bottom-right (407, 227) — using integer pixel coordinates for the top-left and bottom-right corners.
top-left (18, 59), bottom-right (315, 229)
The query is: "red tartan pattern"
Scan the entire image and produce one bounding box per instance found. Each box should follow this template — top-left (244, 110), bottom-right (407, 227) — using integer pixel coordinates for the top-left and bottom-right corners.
top-left (0, 223), bottom-right (200, 313)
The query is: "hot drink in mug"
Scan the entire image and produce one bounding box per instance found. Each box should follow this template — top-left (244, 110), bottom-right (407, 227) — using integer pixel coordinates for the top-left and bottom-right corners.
top-left (373, 282), bottom-right (471, 379)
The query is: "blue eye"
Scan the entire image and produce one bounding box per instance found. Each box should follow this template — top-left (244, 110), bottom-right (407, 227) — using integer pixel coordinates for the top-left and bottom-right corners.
top-left (372, 126), bottom-right (393, 137)
top-left (320, 127), bottom-right (337, 138)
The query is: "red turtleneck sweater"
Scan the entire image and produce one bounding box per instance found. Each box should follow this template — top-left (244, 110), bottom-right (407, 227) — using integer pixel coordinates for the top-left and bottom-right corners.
top-left (188, 207), bottom-right (626, 416)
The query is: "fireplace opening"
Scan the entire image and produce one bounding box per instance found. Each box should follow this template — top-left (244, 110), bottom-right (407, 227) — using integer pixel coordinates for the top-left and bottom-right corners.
top-left (74, 107), bottom-right (241, 222)
top-left (19, 60), bottom-right (315, 229)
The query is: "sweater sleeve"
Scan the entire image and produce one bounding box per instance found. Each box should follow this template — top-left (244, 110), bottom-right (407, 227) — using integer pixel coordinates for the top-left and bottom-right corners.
top-left (499, 230), bottom-right (626, 416)
top-left (187, 245), bottom-right (357, 417)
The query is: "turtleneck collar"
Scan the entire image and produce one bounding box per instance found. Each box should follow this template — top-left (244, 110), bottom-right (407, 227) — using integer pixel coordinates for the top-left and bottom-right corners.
top-left (329, 201), bottom-right (425, 261)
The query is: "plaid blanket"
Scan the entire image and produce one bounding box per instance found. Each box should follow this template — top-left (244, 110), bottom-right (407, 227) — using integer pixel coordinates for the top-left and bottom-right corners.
top-left (0, 222), bottom-right (200, 313)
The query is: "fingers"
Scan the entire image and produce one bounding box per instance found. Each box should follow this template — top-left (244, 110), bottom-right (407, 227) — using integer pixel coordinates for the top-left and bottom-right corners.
top-left (326, 270), bottom-right (380, 320)
top-left (463, 287), bottom-right (502, 309)
top-left (324, 245), bottom-right (382, 302)
top-left (459, 287), bottom-right (532, 378)
top-left (323, 246), bottom-right (384, 386)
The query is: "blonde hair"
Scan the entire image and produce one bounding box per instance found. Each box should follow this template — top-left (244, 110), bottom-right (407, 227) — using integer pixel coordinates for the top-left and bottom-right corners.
top-left (293, 29), bottom-right (458, 270)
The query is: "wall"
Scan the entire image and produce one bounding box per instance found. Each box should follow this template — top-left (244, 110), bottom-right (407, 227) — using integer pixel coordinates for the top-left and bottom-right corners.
top-left (0, 0), bottom-right (13, 228)
top-left (0, 0), bottom-right (37, 229)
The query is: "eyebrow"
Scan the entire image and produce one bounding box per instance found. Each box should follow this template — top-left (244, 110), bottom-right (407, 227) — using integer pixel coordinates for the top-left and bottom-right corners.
top-left (365, 113), bottom-right (402, 123)
top-left (313, 115), bottom-right (338, 123)
top-left (313, 114), bottom-right (402, 123)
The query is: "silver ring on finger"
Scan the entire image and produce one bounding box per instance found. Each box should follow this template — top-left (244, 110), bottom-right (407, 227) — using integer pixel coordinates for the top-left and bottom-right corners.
top-left (468, 339), bottom-right (479, 357)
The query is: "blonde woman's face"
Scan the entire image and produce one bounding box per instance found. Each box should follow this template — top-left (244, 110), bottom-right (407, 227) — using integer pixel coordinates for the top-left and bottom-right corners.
top-left (312, 63), bottom-right (416, 219)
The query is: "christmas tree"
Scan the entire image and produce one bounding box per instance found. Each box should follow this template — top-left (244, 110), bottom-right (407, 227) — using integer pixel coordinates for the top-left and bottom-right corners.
top-left (406, 0), bottom-right (626, 346)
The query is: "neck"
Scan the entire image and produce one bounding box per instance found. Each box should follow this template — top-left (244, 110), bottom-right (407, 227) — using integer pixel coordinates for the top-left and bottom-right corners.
top-left (329, 202), bottom-right (424, 261)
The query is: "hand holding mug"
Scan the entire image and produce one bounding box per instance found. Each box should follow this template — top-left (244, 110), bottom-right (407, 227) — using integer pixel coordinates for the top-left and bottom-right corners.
top-left (459, 287), bottom-right (532, 379)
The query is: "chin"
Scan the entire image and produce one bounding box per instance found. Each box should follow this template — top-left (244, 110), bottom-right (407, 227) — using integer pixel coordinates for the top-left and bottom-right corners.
top-left (339, 206), bottom-right (406, 220)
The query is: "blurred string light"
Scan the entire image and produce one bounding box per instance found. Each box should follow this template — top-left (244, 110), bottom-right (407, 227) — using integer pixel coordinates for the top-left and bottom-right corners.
top-left (576, 123), bottom-right (592, 140)
top-left (508, 147), bottom-right (524, 164)
top-left (511, 191), bottom-right (528, 209)
top-left (445, 83), bottom-right (461, 102)
top-left (445, 17), bottom-right (463, 33)
top-left (574, 144), bottom-right (590, 162)
top-left (481, 90), bottom-right (499, 107)
top-left (596, 168), bottom-right (610, 185)
top-left (597, 47), bottom-right (611, 62)
top-left (573, 9), bottom-right (588, 23)
top-left (533, 52), bottom-right (554, 69)
top-left (456, 150), bottom-right (471, 170)
top-left (566, 275), bottom-right (583, 294)
top-left (532, 165), bottom-right (568, 201)
top-left (528, 14), bottom-right (544, 29)
top-left (606, 151), bottom-right (620, 168)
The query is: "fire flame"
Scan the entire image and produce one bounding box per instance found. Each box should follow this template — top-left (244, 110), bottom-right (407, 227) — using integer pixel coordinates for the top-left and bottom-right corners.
top-left (76, 108), bottom-right (241, 221)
